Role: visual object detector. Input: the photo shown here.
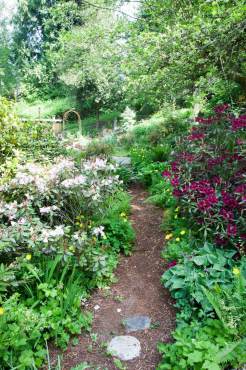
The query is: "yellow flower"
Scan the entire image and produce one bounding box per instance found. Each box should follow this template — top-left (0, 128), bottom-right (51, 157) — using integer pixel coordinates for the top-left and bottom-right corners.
top-left (175, 207), bottom-right (180, 213)
top-left (165, 233), bottom-right (173, 240)
top-left (26, 254), bottom-right (32, 261)
top-left (180, 230), bottom-right (186, 235)
top-left (175, 237), bottom-right (180, 242)
top-left (120, 212), bottom-right (126, 217)
top-left (233, 267), bottom-right (240, 276)
top-left (0, 307), bottom-right (4, 315)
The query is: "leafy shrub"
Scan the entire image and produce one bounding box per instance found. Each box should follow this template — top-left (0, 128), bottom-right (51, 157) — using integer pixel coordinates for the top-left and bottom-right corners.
top-left (163, 105), bottom-right (245, 252)
top-left (162, 238), bottom-right (193, 262)
top-left (119, 106), bottom-right (137, 132)
top-left (85, 140), bottom-right (114, 158)
top-left (102, 216), bottom-right (135, 256)
top-left (0, 147), bottom-right (134, 368)
top-left (0, 98), bottom-right (64, 172)
top-left (203, 266), bottom-right (246, 336)
top-left (162, 244), bottom-right (237, 320)
top-left (157, 319), bottom-right (246, 370)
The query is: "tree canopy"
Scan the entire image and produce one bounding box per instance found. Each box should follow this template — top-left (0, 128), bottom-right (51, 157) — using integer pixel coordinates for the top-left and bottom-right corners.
top-left (1, 0), bottom-right (245, 114)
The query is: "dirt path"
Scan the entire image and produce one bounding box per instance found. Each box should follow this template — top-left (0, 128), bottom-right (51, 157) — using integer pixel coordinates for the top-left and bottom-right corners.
top-left (51, 185), bottom-right (176, 369)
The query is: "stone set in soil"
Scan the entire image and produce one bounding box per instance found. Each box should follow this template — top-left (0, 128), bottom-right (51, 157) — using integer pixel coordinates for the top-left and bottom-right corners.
top-left (107, 315), bottom-right (151, 361)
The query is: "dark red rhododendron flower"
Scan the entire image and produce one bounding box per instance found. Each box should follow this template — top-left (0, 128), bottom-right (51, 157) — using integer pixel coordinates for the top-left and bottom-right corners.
top-left (214, 103), bottom-right (229, 114)
top-left (162, 170), bottom-right (171, 178)
top-left (167, 260), bottom-right (177, 269)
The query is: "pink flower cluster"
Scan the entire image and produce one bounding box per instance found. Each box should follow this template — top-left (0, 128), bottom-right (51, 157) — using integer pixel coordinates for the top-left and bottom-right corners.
top-left (188, 132), bottom-right (205, 141)
top-left (195, 117), bottom-right (215, 125)
top-left (162, 104), bottom-right (245, 250)
top-left (231, 115), bottom-right (246, 131)
top-left (167, 260), bottom-right (177, 269)
top-left (214, 103), bottom-right (230, 114)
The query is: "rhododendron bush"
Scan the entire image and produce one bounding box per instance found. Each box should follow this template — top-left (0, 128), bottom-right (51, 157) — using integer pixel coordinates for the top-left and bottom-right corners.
top-left (163, 105), bottom-right (245, 253)
top-left (0, 157), bottom-right (121, 258)
top-left (0, 116), bottom-right (134, 367)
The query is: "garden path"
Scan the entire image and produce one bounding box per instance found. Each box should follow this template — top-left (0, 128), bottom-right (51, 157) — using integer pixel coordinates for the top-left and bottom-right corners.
top-left (51, 185), bottom-right (176, 369)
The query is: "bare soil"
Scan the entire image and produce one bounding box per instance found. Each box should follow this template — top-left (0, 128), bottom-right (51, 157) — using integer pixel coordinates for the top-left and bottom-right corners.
top-left (50, 185), bottom-right (176, 370)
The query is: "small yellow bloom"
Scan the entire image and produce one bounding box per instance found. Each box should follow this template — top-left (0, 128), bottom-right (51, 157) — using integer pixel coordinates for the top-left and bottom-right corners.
top-left (0, 307), bottom-right (4, 315)
top-left (165, 233), bottom-right (173, 240)
top-left (233, 267), bottom-right (240, 276)
top-left (180, 230), bottom-right (186, 235)
top-left (175, 237), bottom-right (180, 242)
top-left (175, 207), bottom-right (180, 213)
top-left (26, 254), bottom-right (32, 261)
top-left (120, 212), bottom-right (126, 217)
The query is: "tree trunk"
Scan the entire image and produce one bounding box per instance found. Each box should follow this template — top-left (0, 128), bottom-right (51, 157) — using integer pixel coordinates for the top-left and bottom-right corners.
top-left (96, 109), bottom-right (100, 130)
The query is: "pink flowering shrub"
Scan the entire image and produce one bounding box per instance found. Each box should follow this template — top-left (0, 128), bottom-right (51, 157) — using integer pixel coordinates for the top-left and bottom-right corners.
top-left (163, 104), bottom-right (245, 253)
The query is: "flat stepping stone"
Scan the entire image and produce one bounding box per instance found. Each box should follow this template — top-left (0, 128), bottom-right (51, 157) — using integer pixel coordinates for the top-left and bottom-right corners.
top-left (112, 156), bottom-right (131, 165)
top-left (107, 335), bottom-right (141, 361)
top-left (123, 315), bottom-right (151, 333)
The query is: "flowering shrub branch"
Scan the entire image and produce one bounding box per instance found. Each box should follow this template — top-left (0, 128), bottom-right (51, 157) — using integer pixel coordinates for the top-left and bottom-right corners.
top-left (163, 105), bottom-right (245, 253)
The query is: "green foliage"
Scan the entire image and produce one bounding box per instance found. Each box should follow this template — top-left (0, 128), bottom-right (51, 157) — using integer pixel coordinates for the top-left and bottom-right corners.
top-left (162, 244), bottom-right (237, 319)
top-left (85, 140), bottom-right (114, 158)
top-left (0, 102), bottom-right (134, 368)
top-left (161, 239), bottom-right (193, 262)
top-left (15, 96), bottom-right (78, 119)
top-left (124, 0), bottom-right (246, 111)
top-left (0, 289), bottom-right (92, 369)
top-left (113, 358), bottom-right (127, 370)
top-left (203, 268), bottom-right (246, 336)
top-left (0, 1), bottom-right (15, 96)
top-left (0, 98), bottom-right (64, 172)
top-left (12, 0), bottom-right (83, 100)
top-left (157, 319), bottom-right (246, 370)
top-left (53, 4), bottom-right (123, 114)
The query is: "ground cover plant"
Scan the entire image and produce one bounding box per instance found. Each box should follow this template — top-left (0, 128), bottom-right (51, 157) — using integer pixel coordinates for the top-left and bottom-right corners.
top-left (0, 100), bottom-right (134, 369)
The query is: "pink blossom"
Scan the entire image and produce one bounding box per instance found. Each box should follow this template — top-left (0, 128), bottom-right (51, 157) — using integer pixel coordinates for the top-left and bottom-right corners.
top-left (231, 115), bottom-right (246, 131)
top-left (173, 189), bottom-right (183, 197)
top-left (215, 236), bottom-right (228, 246)
top-left (188, 132), bottom-right (205, 141)
top-left (212, 176), bottom-right (222, 185)
top-left (197, 194), bottom-right (218, 211)
top-left (235, 184), bottom-right (246, 194)
top-left (171, 176), bottom-right (180, 187)
top-left (227, 224), bottom-right (237, 237)
top-left (220, 208), bottom-right (234, 221)
top-left (162, 170), bottom-right (171, 178)
top-left (222, 191), bottom-right (239, 208)
top-left (195, 117), bottom-right (215, 125)
top-left (167, 260), bottom-right (177, 269)
top-left (171, 161), bottom-right (179, 173)
top-left (214, 103), bottom-right (229, 114)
